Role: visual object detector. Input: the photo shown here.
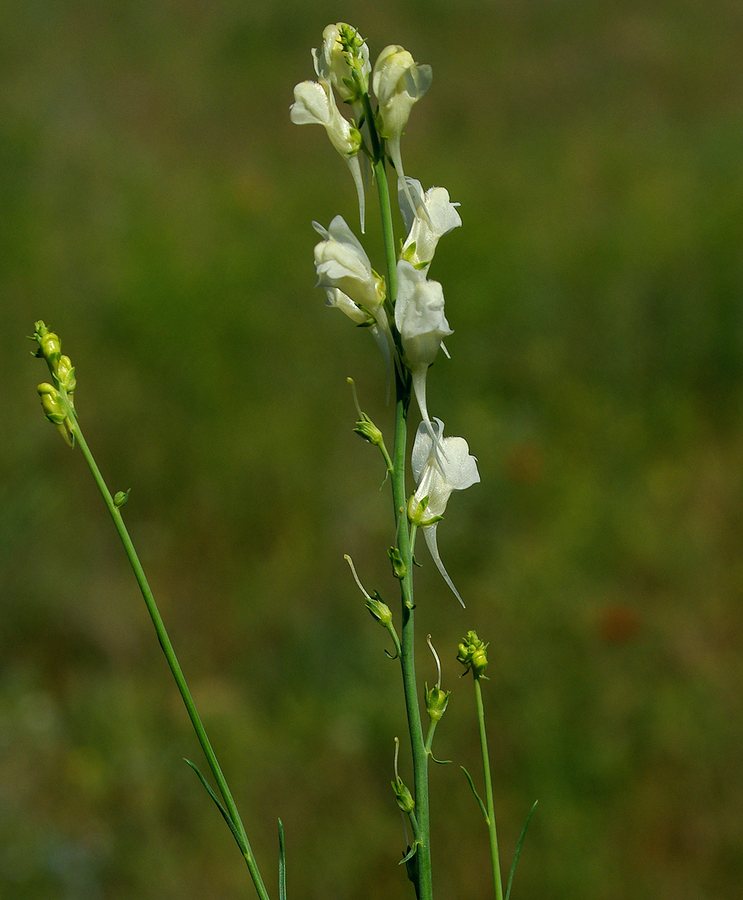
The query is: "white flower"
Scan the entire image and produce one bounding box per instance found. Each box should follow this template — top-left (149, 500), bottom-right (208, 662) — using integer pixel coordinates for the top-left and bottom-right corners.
top-left (316, 220), bottom-right (394, 386)
top-left (395, 260), bottom-right (453, 450)
top-left (410, 418), bottom-right (480, 606)
top-left (290, 80), bottom-right (360, 158)
top-left (313, 216), bottom-right (386, 312)
top-left (372, 45), bottom-right (432, 218)
top-left (312, 23), bottom-right (371, 103)
top-left (290, 80), bottom-right (366, 231)
top-left (399, 178), bottom-right (462, 270)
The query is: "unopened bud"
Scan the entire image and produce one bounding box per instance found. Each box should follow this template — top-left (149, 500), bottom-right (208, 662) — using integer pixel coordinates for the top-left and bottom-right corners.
top-left (387, 546), bottom-right (407, 580)
top-left (34, 322), bottom-right (61, 365)
top-left (37, 383), bottom-right (66, 424)
top-left (425, 683), bottom-right (450, 722)
top-left (391, 777), bottom-right (415, 814)
top-left (114, 489), bottom-right (131, 508)
top-left (456, 630), bottom-right (489, 678)
top-left (354, 413), bottom-right (383, 446)
top-left (56, 355), bottom-right (76, 393)
top-left (366, 592), bottom-right (393, 627)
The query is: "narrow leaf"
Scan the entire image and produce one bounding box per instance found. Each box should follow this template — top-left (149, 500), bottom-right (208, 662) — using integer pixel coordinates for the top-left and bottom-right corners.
top-left (183, 758), bottom-right (241, 846)
top-left (505, 799), bottom-right (539, 900)
top-left (459, 765), bottom-right (488, 822)
top-left (278, 818), bottom-right (287, 900)
top-left (429, 751), bottom-right (452, 766)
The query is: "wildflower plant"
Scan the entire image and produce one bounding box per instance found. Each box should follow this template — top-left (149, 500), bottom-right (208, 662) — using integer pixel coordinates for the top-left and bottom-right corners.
top-left (30, 21), bottom-right (536, 900)
top-left (289, 23), bottom-right (536, 899)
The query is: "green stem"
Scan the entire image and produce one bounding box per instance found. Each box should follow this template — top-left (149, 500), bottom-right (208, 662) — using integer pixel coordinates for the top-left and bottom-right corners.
top-left (374, 154), bottom-right (433, 900)
top-left (423, 721), bottom-right (438, 756)
top-left (70, 415), bottom-right (270, 900)
top-left (474, 676), bottom-right (504, 900)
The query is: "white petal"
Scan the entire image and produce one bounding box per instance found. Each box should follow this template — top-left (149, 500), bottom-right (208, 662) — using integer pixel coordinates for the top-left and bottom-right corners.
top-left (439, 436), bottom-right (480, 491)
top-left (325, 288), bottom-right (369, 324)
top-left (290, 81), bottom-right (330, 126)
top-left (398, 176), bottom-right (425, 233)
top-left (411, 418), bottom-right (441, 481)
top-left (388, 137), bottom-right (419, 224)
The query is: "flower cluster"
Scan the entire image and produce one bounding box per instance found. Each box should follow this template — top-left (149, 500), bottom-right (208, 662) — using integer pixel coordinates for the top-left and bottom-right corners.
top-left (291, 24), bottom-right (479, 604)
top-left (32, 320), bottom-right (77, 447)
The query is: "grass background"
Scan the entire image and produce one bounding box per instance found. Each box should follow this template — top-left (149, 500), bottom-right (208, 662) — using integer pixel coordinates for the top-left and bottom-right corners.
top-left (2, 1), bottom-right (742, 897)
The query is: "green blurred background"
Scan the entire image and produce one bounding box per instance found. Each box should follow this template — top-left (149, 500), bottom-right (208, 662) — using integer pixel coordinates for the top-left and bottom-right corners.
top-left (2, 1), bottom-right (741, 897)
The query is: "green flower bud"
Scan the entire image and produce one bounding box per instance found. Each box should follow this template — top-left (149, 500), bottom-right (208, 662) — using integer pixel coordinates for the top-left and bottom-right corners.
top-left (37, 383), bottom-right (66, 425)
top-left (56, 355), bottom-right (76, 393)
top-left (391, 777), bottom-right (415, 814)
top-left (353, 412), bottom-right (383, 446)
top-left (387, 546), bottom-right (407, 580)
top-left (456, 630), bottom-right (489, 678)
top-left (37, 327), bottom-right (62, 366)
top-left (366, 591), bottom-right (392, 627)
top-left (114, 489), bottom-right (131, 508)
top-left (425, 683), bottom-right (450, 722)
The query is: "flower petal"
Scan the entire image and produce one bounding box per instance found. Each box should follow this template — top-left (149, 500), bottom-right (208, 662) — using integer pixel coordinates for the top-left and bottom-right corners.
top-left (439, 436), bottom-right (480, 491)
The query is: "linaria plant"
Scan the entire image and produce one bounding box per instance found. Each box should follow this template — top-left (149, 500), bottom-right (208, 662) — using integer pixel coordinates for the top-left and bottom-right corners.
top-left (290, 22), bottom-right (537, 900)
top-left (30, 21), bottom-right (536, 900)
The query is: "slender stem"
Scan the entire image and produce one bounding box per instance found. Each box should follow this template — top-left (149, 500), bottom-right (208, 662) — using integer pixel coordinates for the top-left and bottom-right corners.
top-left (69, 414), bottom-right (271, 900)
top-left (374, 159), bottom-right (398, 304)
top-left (373, 154), bottom-right (433, 899)
top-left (474, 677), bottom-right (504, 900)
top-left (423, 721), bottom-right (438, 756)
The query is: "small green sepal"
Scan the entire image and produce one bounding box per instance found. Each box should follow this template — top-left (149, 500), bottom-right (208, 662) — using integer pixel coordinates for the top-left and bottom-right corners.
top-left (407, 493), bottom-right (443, 527)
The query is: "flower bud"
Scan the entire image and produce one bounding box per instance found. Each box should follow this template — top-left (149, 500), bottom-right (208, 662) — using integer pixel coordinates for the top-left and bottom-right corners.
top-left (366, 591), bottom-right (393, 627)
top-left (353, 412), bottom-right (383, 446)
top-left (387, 546), bottom-right (407, 580)
top-left (56, 355), bottom-right (76, 393)
top-left (425, 683), bottom-right (450, 722)
top-left (33, 321), bottom-right (62, 367)
top-left (456, 630), bottom-right (489, 678)
top-left (114, 489), bottom-right (131, 508)
top-left (391, 777), bottom-right (415, 814)
top-left (37, 383), bottom-right (66, 425)
top-left (313, 23), bottom-right (371, 103)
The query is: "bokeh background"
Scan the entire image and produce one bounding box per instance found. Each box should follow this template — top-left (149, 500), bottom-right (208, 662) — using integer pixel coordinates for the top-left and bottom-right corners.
top-left (2, 2), bottom-right (742, 898)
